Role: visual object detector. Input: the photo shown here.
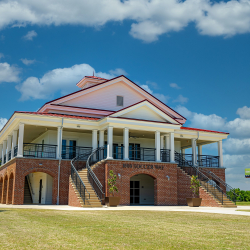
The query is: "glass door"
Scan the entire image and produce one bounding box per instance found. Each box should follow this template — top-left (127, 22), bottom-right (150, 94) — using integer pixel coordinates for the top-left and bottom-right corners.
top-left (130, 181), bottom-right (140, 205)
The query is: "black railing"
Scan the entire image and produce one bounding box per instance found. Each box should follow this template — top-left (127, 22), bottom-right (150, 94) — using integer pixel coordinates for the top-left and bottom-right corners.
top-left (197, 155), bottom-right (219, 168)
top-left (87, 147), bottom-right (105, 202)
top-left (14, 146), bottom-right (18, 157)
top-left (129, 147), bottom-right (155, 161)
top-left (8, 150), bottom-right (11, 161)
top-left (23, 143), bottom-right (57, 159)
top-left (202, 169), bottom-right (240, 204)
top-left (175, 152), bottom-right (193, 166)
top-left (3, 155), bottom-right (6, 164)
top-left (161, 149), bottom-right (170, 162)
top-left (62, 146), bottom-right (92, 160)
top-left (71, 153), bottom-right (91, 205)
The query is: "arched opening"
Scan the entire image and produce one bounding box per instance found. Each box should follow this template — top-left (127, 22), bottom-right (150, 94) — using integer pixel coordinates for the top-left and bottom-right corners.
top-left (0, 177), bottom-right (3, 203)
top-left (24, 172), bottom-right (53, 205)
top-left (130, 174), bottom-right (155, 205)
top-left (2, 175), bottom-right (8, 204)
top-left (7, 173), bottom-right (14, 204)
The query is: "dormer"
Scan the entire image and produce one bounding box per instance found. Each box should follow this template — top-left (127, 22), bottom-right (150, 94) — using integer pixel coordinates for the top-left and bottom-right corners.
top-left (76, 75), bottom-right (107, 89)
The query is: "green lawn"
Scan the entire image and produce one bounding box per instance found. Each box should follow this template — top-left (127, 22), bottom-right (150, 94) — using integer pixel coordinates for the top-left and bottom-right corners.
top-left (0, 209), bottom-right (250, 249)
top-left (236, 201), bottom-right (250, 206)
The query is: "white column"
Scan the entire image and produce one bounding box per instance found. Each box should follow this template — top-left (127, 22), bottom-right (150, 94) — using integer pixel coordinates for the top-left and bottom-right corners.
top-left (11, 130), bottom-right (18, 159)
top-left (198, 145), bottom-right (202, 166)
top-left (92, 129), bottom-right (98, 150)
top-left (170, 132), bottom-right (175, 163)
top-left (165, 134), bottom-right (170, 150)
top-left (57, 126), bottom-right (63, 159)
top-left (155, 131), bottom-right (161, 162)
top-left (218, 140), bottom-right (223, 168)
top-left (107, 126), bottom-right (113, 159)
top-left (123, 128), bottom-right (129, 160)
top-left (191, 138), bottom-right (197, 166)
top-left (160, 136), bottom-right (164, 149)
top-left (17, 123), bottom-right (24, 157)
top-left (99, 130), bottom-right (104, 147)
top-left (0, 144), bottom-right (3, 165)
top-left (6, 135), bottom-right (12, 162)
top-left (181, 148), bottom-right (185, 155)
top-left (2, 140), bottom-right (7, 164)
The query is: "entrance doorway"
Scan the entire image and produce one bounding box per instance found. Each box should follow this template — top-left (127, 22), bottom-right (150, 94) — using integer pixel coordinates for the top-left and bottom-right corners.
top-left (24, 172), bottom-right (53, 204)
top-left (130, 174), bottom-right (154, 205)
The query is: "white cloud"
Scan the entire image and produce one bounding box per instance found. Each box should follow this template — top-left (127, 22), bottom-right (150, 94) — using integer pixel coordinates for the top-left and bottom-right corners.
top-left (0, 118), bottom-right (7, 130)
top-left (0, 62), bottom-right (21, 83)
top-left (170, 83), bottom-right (181, 89)
top-left (109, 68), bottom-right (128, 76)
top-left (23, 30), bottom-right (37, 41)
top-left (0, 53), bottom-right (4, 59)
top-left (20, 58), bottom-right (36, 65)
top-left (140, 84), bottom-right (170, 103)
top-left (173, 94), bottom-right (188, 104)
top-left (236, 106), bottom-right (250, 119)
top-left (0, 0), bottom-right (250, 42)
top-left (16, 63), bottom-right (126, 100)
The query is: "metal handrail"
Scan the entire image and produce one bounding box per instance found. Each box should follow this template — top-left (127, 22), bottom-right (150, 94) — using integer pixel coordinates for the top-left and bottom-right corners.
top-left (71, 154), bottom-right (91, 205)
top-left (175, 151), bottom-right (226, 204)
top-left (201, 169), bottom-right (240, 203)
top-left (86, 147), bottom-right (105, 202)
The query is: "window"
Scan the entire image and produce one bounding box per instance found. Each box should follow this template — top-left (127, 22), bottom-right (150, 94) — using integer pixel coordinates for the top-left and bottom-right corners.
top-left (117, 96), bottom-right (123, 106)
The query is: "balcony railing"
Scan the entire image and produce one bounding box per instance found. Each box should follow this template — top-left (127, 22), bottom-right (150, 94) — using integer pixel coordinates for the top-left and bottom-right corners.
top-left (23, 143), bottom-right (57, 159)
top-left (161, 149), bottom-right (170, 162)
top-left (197, 155), bottom-right (219, 168)
top-left (14, 146), bottom-right (18, 157)
top-left (3, 155), bottom-right (6, 164)
top-left (62, 146), bottom-right (92, 160)
top-left (129, 147), bottom-right (155, 161)
top-left (8, 150), bottom-right (11, 161)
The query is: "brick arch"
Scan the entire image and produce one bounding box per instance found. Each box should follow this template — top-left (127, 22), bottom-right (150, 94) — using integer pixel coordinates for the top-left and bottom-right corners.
top-left (22, 168), bottom-right (57, 205)
top-left (129, 172), bottom-right (157, 180)
top-left (2, 175), bottom-right (8, 204)
top-left (7, 172), bottom-right (14, 204)
top-left (23, 168), bottom-right (57, 179)
top-left (0, 177), bottom-right (3, 204)
top-left (129, 172), bottom-right (157, 206)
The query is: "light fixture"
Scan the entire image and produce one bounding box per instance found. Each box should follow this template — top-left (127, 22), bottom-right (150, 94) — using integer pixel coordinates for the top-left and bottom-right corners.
top-left (39, 163), bottom-right (43, 166)
top-left (166, 175), bottom-right (170, 181)
top-left (118, 173), bottom-right (121, 179)
top-left (77, 125), bottom-right (80, 128)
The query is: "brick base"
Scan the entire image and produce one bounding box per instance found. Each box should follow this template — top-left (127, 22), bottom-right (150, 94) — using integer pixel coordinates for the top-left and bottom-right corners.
top-left (0, 158), bottom-right (226, 207)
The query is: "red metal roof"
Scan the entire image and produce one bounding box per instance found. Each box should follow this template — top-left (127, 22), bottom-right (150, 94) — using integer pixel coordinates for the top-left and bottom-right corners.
top-left (181, 126), bottom-right (229, 134)
top-left (16, 111), bottom-right (100, 121)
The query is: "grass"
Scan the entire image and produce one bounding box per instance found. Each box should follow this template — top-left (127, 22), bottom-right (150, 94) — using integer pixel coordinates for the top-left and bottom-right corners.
top-left (237, 210), bottom-right (250, 212)
top-left (0, 209), bottom-right (250, 249)
top-left (236, 201), bottom-right (250, 206)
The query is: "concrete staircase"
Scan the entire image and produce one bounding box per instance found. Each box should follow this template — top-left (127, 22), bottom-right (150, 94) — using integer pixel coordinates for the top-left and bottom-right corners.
top-left (70, 168), bottom-right (102, 208)
top-left (200, 181), bottom-right (237, 208)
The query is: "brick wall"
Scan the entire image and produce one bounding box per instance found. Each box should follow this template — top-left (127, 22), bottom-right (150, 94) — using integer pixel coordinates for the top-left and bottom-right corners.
top-left (68, 178), bottom-right (82, 207)
top-left (0, 157), bottom-right (226, 207)
top-left (0, 158), bottom-right (71, 205)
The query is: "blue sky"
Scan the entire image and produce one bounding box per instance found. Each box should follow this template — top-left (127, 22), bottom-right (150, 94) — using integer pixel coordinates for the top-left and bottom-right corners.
top-left (0, 0), bottom-right (250, 189)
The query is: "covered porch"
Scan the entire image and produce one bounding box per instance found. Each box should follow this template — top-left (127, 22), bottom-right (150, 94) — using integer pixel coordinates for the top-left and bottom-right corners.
top-left (0, 123), bottom-right (224, 168)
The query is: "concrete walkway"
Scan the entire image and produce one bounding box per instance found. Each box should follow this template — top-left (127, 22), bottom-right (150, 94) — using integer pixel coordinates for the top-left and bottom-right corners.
top-left (1, 204), bottom-right (250, 216)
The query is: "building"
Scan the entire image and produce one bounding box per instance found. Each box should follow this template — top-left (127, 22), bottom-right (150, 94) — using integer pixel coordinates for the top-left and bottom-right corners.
top-left (0, 75), bottom-right (236, 207)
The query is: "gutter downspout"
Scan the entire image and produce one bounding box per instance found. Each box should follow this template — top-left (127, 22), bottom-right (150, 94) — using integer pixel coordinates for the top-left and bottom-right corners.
top-left (195, 132), bottom-right (199, 175)
top-left (57, 118), bottom-right (64, 205)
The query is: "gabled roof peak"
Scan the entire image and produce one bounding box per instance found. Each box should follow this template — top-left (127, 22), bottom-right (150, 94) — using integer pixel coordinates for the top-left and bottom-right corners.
top-left (76, 75), bottom-right (107, 89)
